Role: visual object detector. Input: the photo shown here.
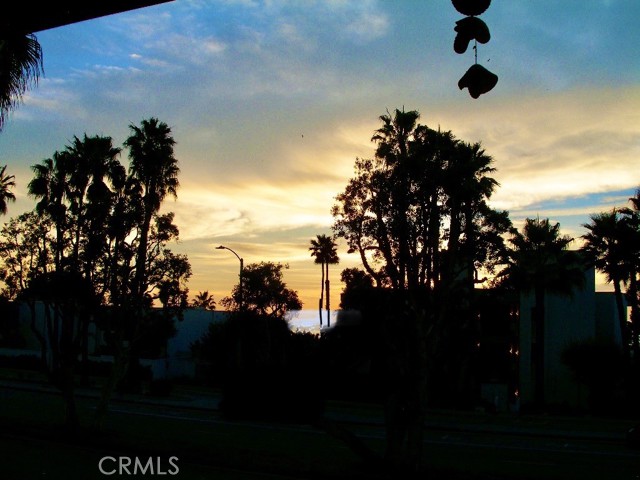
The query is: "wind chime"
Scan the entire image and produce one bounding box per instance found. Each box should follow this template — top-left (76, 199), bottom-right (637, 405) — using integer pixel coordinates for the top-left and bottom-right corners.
top-left (452, 0), bottom-right (498, 98)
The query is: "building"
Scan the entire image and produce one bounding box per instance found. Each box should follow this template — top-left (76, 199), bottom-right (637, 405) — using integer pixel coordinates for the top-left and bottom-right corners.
top-left (0, 302), bottom-right (226, 380)
top-left (518, 265), bottom-right (623, 409)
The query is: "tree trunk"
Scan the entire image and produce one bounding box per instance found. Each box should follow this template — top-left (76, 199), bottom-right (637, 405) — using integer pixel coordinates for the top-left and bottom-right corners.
top-left (61, 363), bottom-right (79, 435)
top-left (318, 263), bottom-right (324, 328)
top-left (60, 304), bottom-right (80, 436)
top-left (79, 310), bottom-right (90, 386)
top-left (94, 331), bottom-right (130, 430)
top-left (382, 295), bottom-right (429, 474)
top-left (134, 211), bottom-right (152, 298)
top-left (325, 276), bottom-right (331, 328)
top-left (613, 279), bottom-right (628, 354)
top-left (533, 286), bottom-right (545, 408)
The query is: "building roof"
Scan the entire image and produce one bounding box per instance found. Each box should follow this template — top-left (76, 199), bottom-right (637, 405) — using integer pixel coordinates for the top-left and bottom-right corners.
top-left (4, 1), bottom-right (173, 35)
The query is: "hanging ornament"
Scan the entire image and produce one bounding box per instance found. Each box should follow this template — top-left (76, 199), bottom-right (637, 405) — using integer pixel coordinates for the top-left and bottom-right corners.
top-left (451, 0), bottom-right (491, 16)
top-left (451, 0), bottom-right (497, 98)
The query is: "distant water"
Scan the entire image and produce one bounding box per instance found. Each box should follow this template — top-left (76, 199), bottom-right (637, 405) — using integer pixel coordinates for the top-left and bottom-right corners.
top-left (286, 309), bottom-right (339, 334)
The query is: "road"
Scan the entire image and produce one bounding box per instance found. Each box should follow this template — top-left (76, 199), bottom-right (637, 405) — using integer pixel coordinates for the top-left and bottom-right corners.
top-left (1, 383), bottom-right (639, 479)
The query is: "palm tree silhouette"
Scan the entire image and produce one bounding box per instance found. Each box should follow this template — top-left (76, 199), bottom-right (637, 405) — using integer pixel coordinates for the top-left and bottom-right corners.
top-left (192, 291), bottom-right (216, 310)
top-left (309, 234), bottom-right (339, 327)
top-left (581, 209), bottom-right (634, 353)
top-left (0, 33), bottom-right (43, 131)
top-left (65, 134), bottom-right (124, 273)
top-left (504, 217), bottom-right (585, 407)
top-left (0, 165), bottom-right (16, 215)
top-left (124, 117), bottom-right (179, 298)
top-left (444, 139), bottom-right (499, 287)
top-left (28, 151), bottom-right (73, 272)
top-left (619, 190), bottom-right (640, 353)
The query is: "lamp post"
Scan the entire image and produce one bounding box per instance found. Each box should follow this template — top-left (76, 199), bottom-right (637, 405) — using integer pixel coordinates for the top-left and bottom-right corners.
top-left (216, 245), bottom-right (244, 310)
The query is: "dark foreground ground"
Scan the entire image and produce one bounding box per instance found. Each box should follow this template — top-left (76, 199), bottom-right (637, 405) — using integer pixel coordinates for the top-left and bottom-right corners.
top-left (1, 378), bottom-right (639, 480)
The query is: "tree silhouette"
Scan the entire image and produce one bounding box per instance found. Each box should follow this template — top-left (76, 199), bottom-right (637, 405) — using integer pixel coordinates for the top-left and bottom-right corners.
top-left (221, 262), bottom-right (301, 318)
top-left (502, 217), bottom-right (585, 407)
top-left (28, 151), bottom-right (73, 272)
top-left (192, 290), bottom-right (216, 310)
top-left (11, 117), bottom-right (188, 431)
top-left (124, 117), bottom-right (179, 300)
top-left (581, 209), bottom-right (634, 354)
top-left (0, 212), bottom-right (52, 299)
top-left (332, 107), bottom-right (510, 470)
top-left (0, 33), bottom-right (43, 131)
top-left (0, 165), bottom-right (16, 215)
top-left (28, 135), bottom-right (125, 381)
top-left (618, 190), bottom-right (640, 353)
top-left (65, 134), bottom-right (124, 275)
top-left (339, 267), bottom-right (375, 310)
top-left (309, 234), bottom-right (339, 327)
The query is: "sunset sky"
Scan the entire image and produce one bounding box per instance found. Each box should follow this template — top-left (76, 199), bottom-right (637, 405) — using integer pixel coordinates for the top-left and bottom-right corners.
top-left (1, 0), bottom-right (639, 313)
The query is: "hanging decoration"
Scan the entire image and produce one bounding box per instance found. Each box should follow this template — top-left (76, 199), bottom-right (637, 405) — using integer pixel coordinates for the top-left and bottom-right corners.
top-left (452, 0), bottom-right (498, 99)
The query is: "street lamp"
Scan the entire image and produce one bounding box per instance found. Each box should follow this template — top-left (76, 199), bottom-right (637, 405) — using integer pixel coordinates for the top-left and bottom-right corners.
top-left (216, 245), bottom-right (244, 309)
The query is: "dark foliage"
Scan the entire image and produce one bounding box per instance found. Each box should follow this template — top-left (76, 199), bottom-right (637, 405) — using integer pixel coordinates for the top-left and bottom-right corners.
top-left (193, 310), bottom-right (324, 423)
top-left (562, 339), bottom-right (624, 414)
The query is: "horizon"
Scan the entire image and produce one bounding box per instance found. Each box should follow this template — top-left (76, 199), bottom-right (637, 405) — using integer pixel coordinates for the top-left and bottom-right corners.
top-left (1, 1), bottom-right (638, 307)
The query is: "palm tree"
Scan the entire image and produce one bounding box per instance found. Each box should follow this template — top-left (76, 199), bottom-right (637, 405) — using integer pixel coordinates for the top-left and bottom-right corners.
top-left (444, 140), bottom-right (499, 287)
top-left (619, 190), bottom-right (640, 352)
top-left (371, 108), bottom-right (420, 291)
top-left (28, 151), bottom-right (73, 272)
top-left (309, 234), bottom-right (339, 327)
top-left (503, 217), bottom-right (585, 407)
top-left (124, 117), bottom-right (179, 299)
top-left (0, 33), bottom-right (43, 131)
top-left (581, 210), bottom-right (632, 353)
top-left (0, 165), bottom-right (16, 215)
top-left (192, 291), bottom-right (216, 310)
top-left (65, 134), bottom-right (124, 274)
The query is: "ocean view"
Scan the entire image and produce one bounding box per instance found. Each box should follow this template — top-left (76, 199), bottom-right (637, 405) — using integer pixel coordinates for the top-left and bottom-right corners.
top-left (286, 309), bottom-right (340, 334)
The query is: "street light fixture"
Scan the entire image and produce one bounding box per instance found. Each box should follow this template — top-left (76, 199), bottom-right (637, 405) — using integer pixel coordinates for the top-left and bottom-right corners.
top-left (216, 245), bottom-right (244, 309)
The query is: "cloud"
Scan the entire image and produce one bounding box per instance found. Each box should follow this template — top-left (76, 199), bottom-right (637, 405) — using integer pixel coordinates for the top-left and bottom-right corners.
top-left (168, 179), bottom-right (336, 243)
top-left (343, 8), bottom-right (389, 43)
top-left (16, 78), bottom-right (88, 122)
top-left (146, 33), bottom-right (228, 65)
top-left (430, 85), bottom-right (640, 212)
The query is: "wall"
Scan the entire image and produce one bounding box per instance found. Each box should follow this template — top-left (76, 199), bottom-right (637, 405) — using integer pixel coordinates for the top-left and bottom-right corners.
top-left (519, 266), bottom-right (623, 409)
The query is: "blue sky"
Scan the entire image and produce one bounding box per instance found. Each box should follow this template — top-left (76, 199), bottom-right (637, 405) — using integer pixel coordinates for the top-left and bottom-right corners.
top-left (1, 0), bottom-right (639, 308)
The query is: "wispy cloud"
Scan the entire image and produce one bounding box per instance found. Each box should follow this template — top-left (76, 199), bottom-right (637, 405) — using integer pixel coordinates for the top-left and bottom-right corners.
top-left (431, 86), bottom-right (640, 212)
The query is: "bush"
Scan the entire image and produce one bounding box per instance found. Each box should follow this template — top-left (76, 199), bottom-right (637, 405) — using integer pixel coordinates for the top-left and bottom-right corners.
top-left (193, 311), bottom-right (324, 422)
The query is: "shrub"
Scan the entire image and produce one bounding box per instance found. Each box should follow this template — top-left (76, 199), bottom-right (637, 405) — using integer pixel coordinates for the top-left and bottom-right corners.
top-left (561, 338), bottom-right (624, 414)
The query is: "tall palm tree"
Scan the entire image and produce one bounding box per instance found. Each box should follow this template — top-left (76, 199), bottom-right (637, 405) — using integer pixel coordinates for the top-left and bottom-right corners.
top-left (28, 151), bottom-right (73, 272)
top-left (309, 234), bottom-right (339, 327)
top-left (0, 33), bottom-right (43, 131)
top-left (124, 117), bottom-right (179, 299)
top-left (370, 108), bottom-right (420, 291)
top-left (619, 190), bottom-right (640, 353)
top-left (503, 217), bottom-right (585, 407)
top-left (0, 165), bottom-right (16, 215)
top-left (581, 210), bottom-right (632, 352)
top-left (444, 140), bottom-right (499, 286)
top-left (65, 134), bottom-right (124, 275)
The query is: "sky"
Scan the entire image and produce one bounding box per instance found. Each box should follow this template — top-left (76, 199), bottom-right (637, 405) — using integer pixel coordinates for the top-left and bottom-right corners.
top-left (1, 0), bottom-right (639, 314)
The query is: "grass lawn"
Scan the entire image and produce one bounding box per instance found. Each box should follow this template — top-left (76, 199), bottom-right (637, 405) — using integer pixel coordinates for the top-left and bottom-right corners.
top-left (0, 386), bottom-right (386, 480)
